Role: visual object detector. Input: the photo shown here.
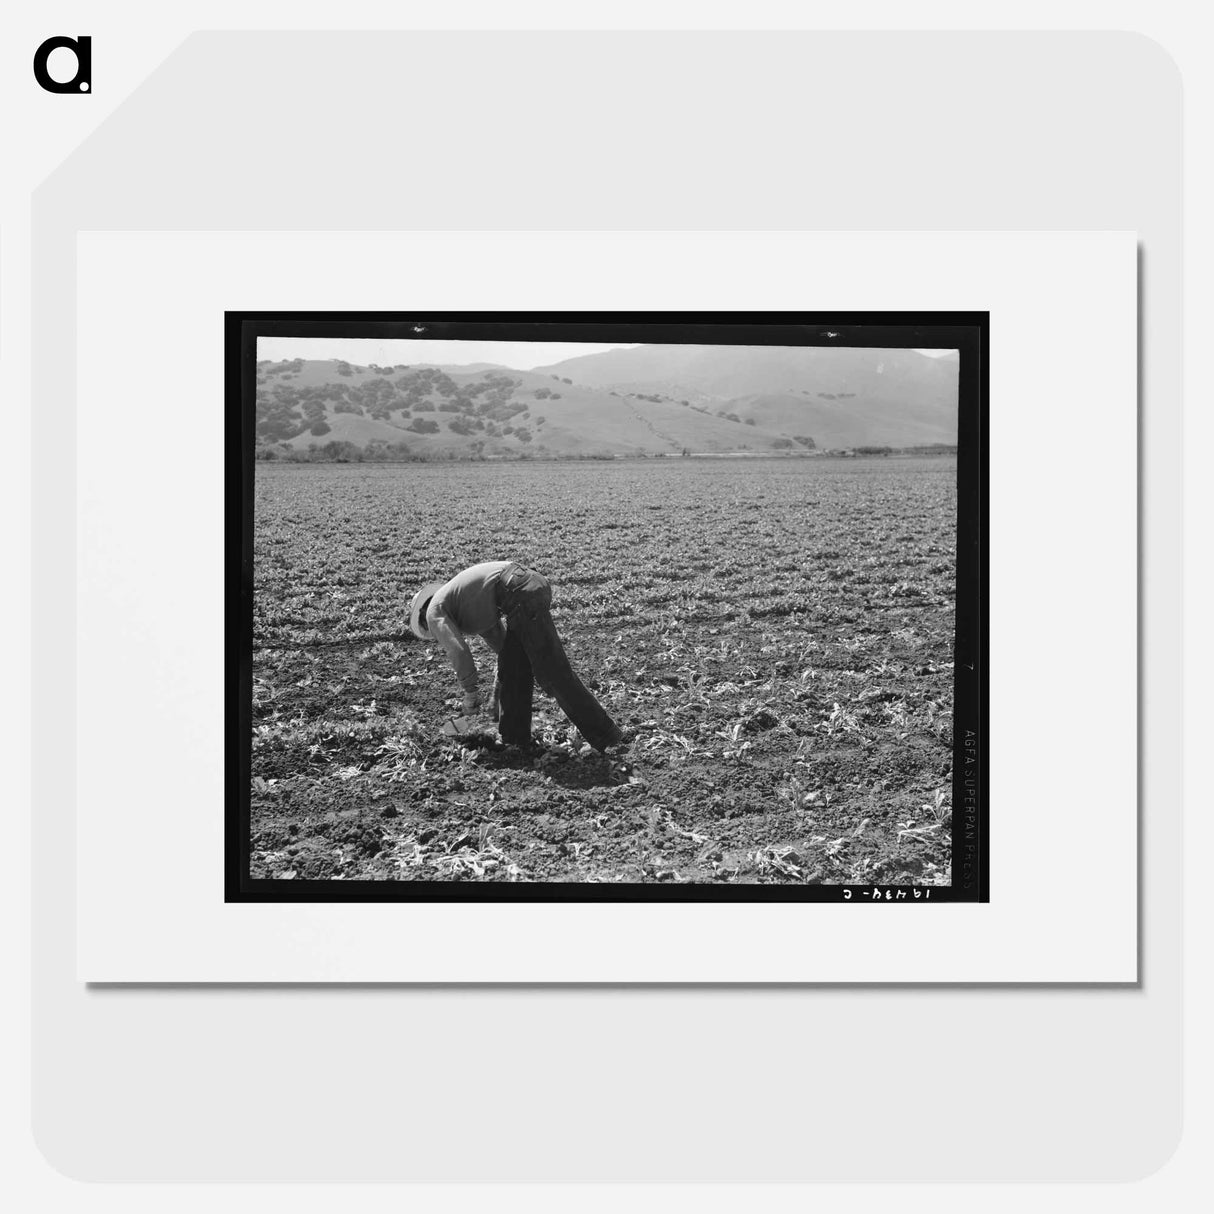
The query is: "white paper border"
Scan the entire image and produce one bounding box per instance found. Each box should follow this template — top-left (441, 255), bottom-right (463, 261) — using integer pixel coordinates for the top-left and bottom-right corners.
top-left (75, 230), bottom-right (1136, 982)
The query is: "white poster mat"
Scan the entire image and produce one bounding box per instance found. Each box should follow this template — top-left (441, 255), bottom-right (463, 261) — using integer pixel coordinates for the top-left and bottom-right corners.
top-left (75, 230), bottom-right (1136, 982)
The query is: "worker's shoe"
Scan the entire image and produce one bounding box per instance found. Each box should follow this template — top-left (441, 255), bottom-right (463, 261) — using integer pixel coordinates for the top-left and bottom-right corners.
top-left (597, 725), bottom-right (637, 756)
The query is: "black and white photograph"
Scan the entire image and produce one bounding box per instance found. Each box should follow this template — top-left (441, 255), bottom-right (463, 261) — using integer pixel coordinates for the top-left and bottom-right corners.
top-left (230, 314), bottom-right (986, 900)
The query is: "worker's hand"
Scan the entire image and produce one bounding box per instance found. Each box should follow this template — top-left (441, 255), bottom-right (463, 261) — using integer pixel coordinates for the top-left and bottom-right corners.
top-left (462, 691), bottom-right (481, 716)
top-left (491, 675), bottom-right (502, 722)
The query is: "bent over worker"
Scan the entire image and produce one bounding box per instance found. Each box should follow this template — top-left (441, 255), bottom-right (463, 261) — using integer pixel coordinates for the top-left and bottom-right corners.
top-left (409, 561), bottom-right (623, 752)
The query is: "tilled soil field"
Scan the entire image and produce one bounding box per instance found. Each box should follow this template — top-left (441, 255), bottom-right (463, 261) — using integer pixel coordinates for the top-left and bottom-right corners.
top-left (250, 457), bottom-right (956, 885)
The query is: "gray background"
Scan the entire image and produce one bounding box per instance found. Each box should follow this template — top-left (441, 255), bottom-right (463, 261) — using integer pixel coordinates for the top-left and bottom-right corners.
top-left (32, 31), bottom-right (1180, 1180)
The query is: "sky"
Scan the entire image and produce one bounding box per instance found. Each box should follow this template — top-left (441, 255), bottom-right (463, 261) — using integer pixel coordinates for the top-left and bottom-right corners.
top-left (257, 337), bottom-right (957, 370)
top-left (257, 338), bottom-right (640, 371)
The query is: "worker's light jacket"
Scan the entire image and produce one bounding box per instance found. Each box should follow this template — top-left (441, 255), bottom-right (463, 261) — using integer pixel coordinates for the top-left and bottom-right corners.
top-left (425, 561), bottom-right (511, 693)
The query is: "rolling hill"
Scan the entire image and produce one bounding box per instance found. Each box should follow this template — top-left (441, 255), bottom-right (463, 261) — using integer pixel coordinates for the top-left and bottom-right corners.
top-left (256, 359), bottom-right (809, 458)
top-left (254, 345), bottom-right (958, 460)
top-left (534, 344), bottom-right (960, 448)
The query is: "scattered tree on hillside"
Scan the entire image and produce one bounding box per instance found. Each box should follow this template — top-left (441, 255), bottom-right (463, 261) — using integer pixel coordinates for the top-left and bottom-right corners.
top-left (317, 440), bottom-right (360, 461)
top-left (310, 421), bottom-right (332, 436)
top-left (477, 401), bottom-right (527, 422)
top-left (257, 416), bottom-right (298, 441)
top-left (266, 358), bottom-right (304, 376)
top-left (361, 440), bottom-right (413, 460)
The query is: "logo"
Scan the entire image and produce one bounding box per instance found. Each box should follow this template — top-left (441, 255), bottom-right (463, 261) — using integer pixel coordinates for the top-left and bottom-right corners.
top-left (33, 36), bottom-right (92, 94)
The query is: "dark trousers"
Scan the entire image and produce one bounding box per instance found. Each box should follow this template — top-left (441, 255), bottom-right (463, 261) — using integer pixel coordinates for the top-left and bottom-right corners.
top-left (494, 564), bottom-right (622, 751)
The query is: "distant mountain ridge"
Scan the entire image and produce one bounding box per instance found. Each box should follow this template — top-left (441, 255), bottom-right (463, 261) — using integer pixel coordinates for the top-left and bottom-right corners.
top-left (533, 344), bottom-right (959, 450)
top-left (254, 345), bottom-right (958, 459)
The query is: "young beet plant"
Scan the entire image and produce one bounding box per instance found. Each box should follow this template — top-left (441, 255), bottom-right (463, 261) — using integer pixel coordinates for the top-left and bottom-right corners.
top-left (816, 702), bottom-right (861, 737)
top-left (895, 789), bottom-right (952, 843)
top-left (715, 720), bottom-right (753, 760)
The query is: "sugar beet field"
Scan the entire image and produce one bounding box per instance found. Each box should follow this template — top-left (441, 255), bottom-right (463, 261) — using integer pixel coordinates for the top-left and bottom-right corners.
top-left (250, 458), bottom-right (957, 886)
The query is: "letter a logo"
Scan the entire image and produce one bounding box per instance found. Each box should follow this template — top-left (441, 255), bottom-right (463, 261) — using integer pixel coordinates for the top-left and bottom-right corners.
top-left (33, 36), bottom-right (92, 94)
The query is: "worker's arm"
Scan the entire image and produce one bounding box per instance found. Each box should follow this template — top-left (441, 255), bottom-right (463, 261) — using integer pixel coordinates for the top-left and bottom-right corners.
top-left (428, 612), bottom-right (479, 701)
top-left (478, 622), bottom-right (505, 719)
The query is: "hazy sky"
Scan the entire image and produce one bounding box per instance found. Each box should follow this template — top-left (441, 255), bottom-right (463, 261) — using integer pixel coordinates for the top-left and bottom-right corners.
top-left (257, 338), bottom-right (640, 371)
top-left (257, 337), bottom-right (956, 370)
